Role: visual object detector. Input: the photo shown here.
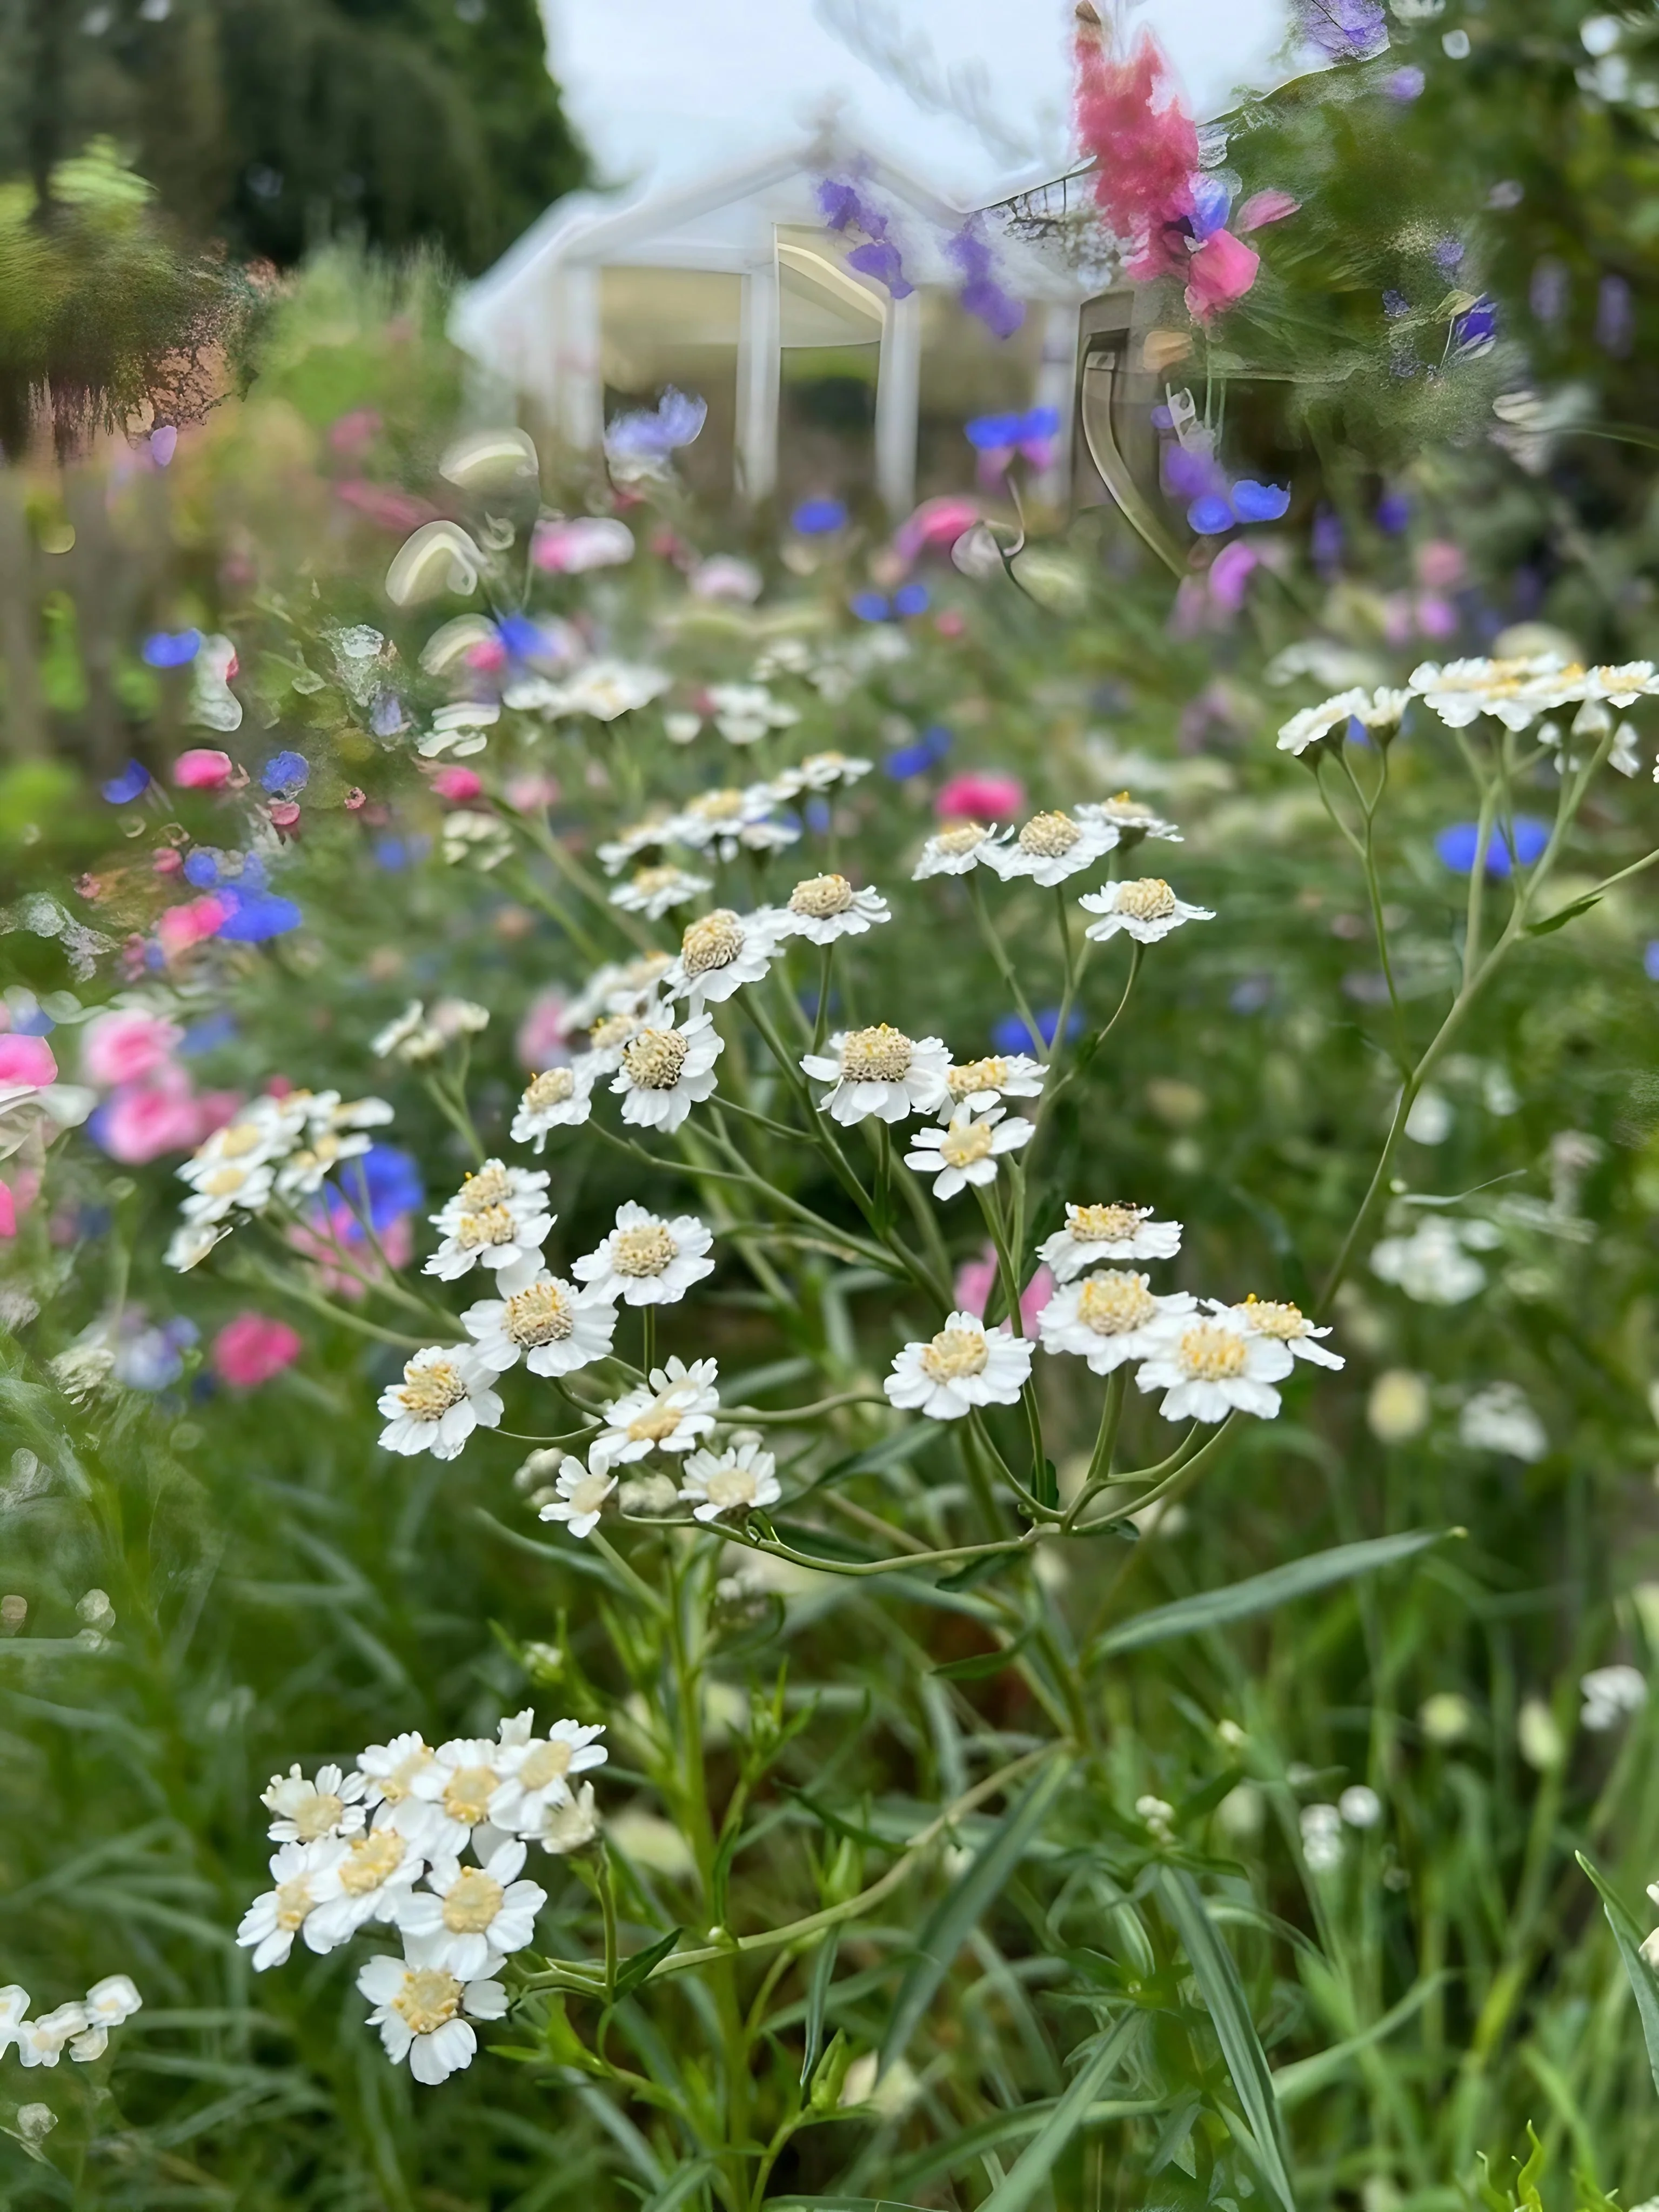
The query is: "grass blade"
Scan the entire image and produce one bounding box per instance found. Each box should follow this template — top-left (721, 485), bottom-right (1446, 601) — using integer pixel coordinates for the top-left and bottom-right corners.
top-left (1093, 1530), bottom-right (1451, 1660)
top-left (1161, 1868), bottom-right (1296, 2212)
top-left (800, 1927), bottom-right (839, 2087)
top-left (879, 1756), bottom-right (1071, 2076)
top-left (1578, 1852), bottom-right (1659, 2099)
top-left (976, 2012), bottom-right (1142, 2212)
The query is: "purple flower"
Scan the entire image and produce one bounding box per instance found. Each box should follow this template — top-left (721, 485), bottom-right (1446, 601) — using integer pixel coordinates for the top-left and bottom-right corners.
top-left (792, 497), bottom-right (847, 534)
top-left (141, 628), bottom-right (202, 669)
top-left (1644, 941), bottom-right (1659, 983)
top-left (102, 760), bottom-right (150, 805)
top-left (370, 691), bottom-right (407, 738)
top-left (1299, 0), bottom-right (1388, 57)
top-left (1382, 290), bottom-right (1410, 318)
top-left (1453, 297), bottom-right (1498, 353)
top-left (1376, 490), bottom-right (1411, 534)
top-left (183, 849), bottom-right (222, 888)
top-left (1597, 274), bottom-right (1634, 357)
top-left (605, 387), bottom-right (708, 460)
top-left (1312, 506), bottom-right (1344, 569)
top-left (1189, 174), bottom-right (1232, 239)
top-left (260, 750), bottom-right (310, 796)
top-left (1232, 480), bottom-right (1291, 523)
top-left (1386, 65), bottom-right (1426, 98)
top-left (847, 239), bottom-right (913, 298)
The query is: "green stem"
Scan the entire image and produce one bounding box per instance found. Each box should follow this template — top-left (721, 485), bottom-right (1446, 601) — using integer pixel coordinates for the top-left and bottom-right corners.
top-left (970, 872), bottom-right (1048, 1063)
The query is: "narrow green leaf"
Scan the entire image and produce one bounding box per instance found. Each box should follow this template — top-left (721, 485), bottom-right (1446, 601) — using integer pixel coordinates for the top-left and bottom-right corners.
top-left (1578, 1852), bottom-right (1659, 2099)
top-left (879, 1758), bottom-right (1071, 2075)
top-left (1092, 1530), bottom-right (1450, 1661)
top-left (1526, 893), bottom-right (1601, 937)
top-left (1161, 1868), bottom-right (1296, 2212)
top-left (612, 1926), bottom-right (683, 2003)
top-left (1272, 1972), bottom-right (1447, 2107)
top-left (976, 2013), bottom-right (1142, 2212)
top-left (640, 2158), bottom-right (720, 2212)
top-left (933, 1629), bottom-right (1035, 1681)
top-left (800, 1928), bottom-right (839, 2087)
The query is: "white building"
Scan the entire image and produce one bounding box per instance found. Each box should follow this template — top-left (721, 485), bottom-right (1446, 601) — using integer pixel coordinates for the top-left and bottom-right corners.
top-left (450, 130), bottom-right (1097, 514)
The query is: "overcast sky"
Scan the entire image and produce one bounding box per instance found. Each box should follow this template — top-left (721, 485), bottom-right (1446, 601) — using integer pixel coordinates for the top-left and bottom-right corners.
top-left (544, 0), bottom-right (1293, 207)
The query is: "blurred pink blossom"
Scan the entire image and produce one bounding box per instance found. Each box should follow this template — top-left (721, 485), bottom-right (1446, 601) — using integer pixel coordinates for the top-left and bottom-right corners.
top-left (1416, 540), bottom-right (1466, 590)
top-left (157, 896), bottom-right (228, 956)
top-left (211, 1312), bottom-right (304, 1389)
top-left (936, 770), bottom-right (1025, 822)
top-left (894, 497), bottom-right (979, 564)
top-left (289, 1207), bottom-right (414, 1298)
top-left (174, 748), bottom-right (233, 789)
top-left (1236, 190), bottom-right (1300, 233)
top-left (430, 765), bottom-right (484, 803)
top-left (1185, 229), bottom-right (1260, 320)
top-left (517, 988), bottom-right (572, 1071)
top-left (935, 609), bottom-right (966, 639)
top-left (505, 773), bottom-right (560, 812)
top-left (98, 1069), bottom-right (206, 1163)
top-left (335, 480), bottom-right (438, 533)
top-left (0, 1036), bottom-right (58, 1088)
top-left (1208, 538), bottom-right (1260, 612)
top-left (329, 408), bottom-right (383, 458)
top-left (1415, 592), bottom-right (1459, 639)
top-left (82, 1008), bottom-right (184, 1086)
top-left (0, 1181), bottom-right (14, 1237)
top-left (954, 1244), bottom-right (1056, 1332)
top-left (531, 517), bottom-right (636, 573)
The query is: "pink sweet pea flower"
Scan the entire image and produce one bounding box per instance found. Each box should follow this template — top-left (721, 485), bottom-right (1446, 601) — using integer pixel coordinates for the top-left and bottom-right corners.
top-left (430, 765), bottom-right (484, 803)
top-left (936, 771), bottom-right (1025, 822)
top-left (174, 748), bottom-right (233, 790)
top-left (894, 497), bottom-right (980, 564)
top-left (98, 1069), bottom-right (205, 1164)
top-left (1235, 190), bottom-right (1300, 233)
top-left (1185, 229), bottom-right (1260, 321)
top-left (531, 517), bottom-right (636, 574)
top-left (157, 895), bottom-right (228, 957)
top-left (0, 1036), bottom-right (57, 1088)
top-left (81, 1008), bottom-right (184, 1087)
top-left (211, 1312), bottom-right (303, 1389)
top-left (954, 1244), bottom-right (1055, 1332)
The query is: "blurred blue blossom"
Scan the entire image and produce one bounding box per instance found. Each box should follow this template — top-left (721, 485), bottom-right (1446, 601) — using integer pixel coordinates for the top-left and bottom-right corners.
top-left (792, 497), bottom-right (847, 534)
top-left (261, 750), bottom-right (310, 796)
top-left (991, 1007), bottom-right (1082, 1055)
top-left (335, 1144), bottom-right (424, 1234)
top-left (102, 760), bottom-right (150, 804)
top-left (141, 628), bottom-right (202, 668)
top-left (1436, 818), bottom-right (1550, 875)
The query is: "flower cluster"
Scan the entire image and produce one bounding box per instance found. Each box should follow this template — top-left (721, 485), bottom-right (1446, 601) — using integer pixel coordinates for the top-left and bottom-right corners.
top-left (238, 1713), bottom-right (605, 2084)
top-left (1279, 654), bottom-right (1659, 754)
top-left (167, 1087), bottom-right (394, 1271)
top-left (1, 1974), bottom-right (143, 2068)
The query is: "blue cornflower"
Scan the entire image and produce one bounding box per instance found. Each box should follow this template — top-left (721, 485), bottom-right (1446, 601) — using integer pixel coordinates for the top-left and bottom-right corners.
top-left (102, 760), bottom-right (150, 804)
top-left (260, 750), bottom-right (310, 796)
top-left (216, 888), bottom-right (302, 942)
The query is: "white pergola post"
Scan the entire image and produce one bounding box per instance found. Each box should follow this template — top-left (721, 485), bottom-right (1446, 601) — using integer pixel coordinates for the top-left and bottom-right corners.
top-left (874, 289), bottom-right (921, 517)
top-left (558, 263), bottom-right (603, 453)
top-left (1032, 300), bottom-right (1079, 507)
top-left (737, 258), bottom-right (781, 504)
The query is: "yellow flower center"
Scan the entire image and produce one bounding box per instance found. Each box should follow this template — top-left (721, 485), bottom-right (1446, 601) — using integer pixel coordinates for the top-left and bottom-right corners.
top-left (940, 1121), bottom-right (995, 1169)
top-left (1114, 878), bottom-right (1177, 921)
top-left (631, 866), bottom-right (684, 897)
top-left (627, 1402), bottom-right (688, 1443)
top-left (291, 1791), bottom-right (345, 1842)
top-left (565, 1473), bottom-right (612, 1519)
top-left (623, 1028), bottom-right (691, 1089)
top-left (681, 909), bottom-right (745, 976)
top-left (504, 1282), bottom-right (574, 1347)
top-left (1018, 810), bottom-right (1079, 857)
top-left (441, 1867), bottom-right (505, 1935)
top-left (612, 1223), bottom-right (677, 1277)
top-left (589, 1012), bottom-right (638, 1053)
top-left (441, 1764), bottom-right (497, 1827)
top-left (921, 1326), bottom-right (989, 1383)
top-left (790, 872), bottom-right (855, 919)
top-left (454, 1204), bottom-right (516, 1250)
top-left (947, 1056), bottom-right (1008, 1101)
top-left (690, 788), bottom-right (745, 821)
top-left (524, 1068), bottom-right (576, 1111)
top-left (215, 1123), bottom-right (265, 1159)
top-left (622, 953), bottom-right (674, 991)
top-left (518, 1739), bottom-right (574, 1792)
top-left (1077, 1271), bottom-right (1157, 1336)
top-left (1178, 1324), bottom-right (1248, 1382)
top-left (200, 1164), bottom-right (255, 1198)
top-left (1069, 1202), bottom-right (1147, 1244)
top-left (373, 1747), bottom-right (429, 1804)
top-left (339, 1829), bottom-right (407, 1895)
top-left (706, 1465), bottom-right (759, 1511)
top-left (392, 1966), bottom-right (462, 2037)
top-left (462, 1163), bottom-right (513, 1206)
top-left (398, 1360), bottom-right (467, 1421)
top-left (1105, 791), bottom-right (1153, 822)
top-left (802, 750), bottom-right (845, 777)
top-left (934, 821), bottom-right (989, 853)
top-left (840, 1024), bottom-right (912, 1082)
top-left (1239, 1295), bottom-right (1307, 1341)
top-left (273, 1876), bottom-right (314, 1931)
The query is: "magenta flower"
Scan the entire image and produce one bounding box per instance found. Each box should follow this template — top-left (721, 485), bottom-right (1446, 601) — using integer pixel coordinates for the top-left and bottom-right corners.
top-left (211, 1312), bottom-right (304, 1389)
top-left (935, 770), bottom-right (1026, 823)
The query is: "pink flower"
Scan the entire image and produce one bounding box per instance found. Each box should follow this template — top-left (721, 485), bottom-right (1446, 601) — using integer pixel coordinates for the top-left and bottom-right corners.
top-left (174, 748), bottom-right (233, 790)
top-left (517, 988), bottom-right (572, 1071)
top-left (954, 1244), bottom-right (1056, 1332)
top-left (894, 497), bottom-right (980, 564)
top-left (935, 609), bottom-right (966, 639)
top-left (935, 771), bottom-right (1025, 822)
top-left (1415, 592), bottom-right (1459, 640)
top-left (329, 408), bottom-right (383, 458)
top-left (288, 1207), bottom-right (414, 1299)
top-left (531, 517), bottom-right (635, 574)
top-left (1074, 23), bottom-right (1198, 280)
top-left (0, 1036), bottom-right (58, 1088)
top-left (157, 896), bottom-right (228, 957)
top-left (505, 773), bottom-right (560, 812)
top-left (1235, 190), bottom-right (1300, 233)
top-left (1185, 229), bottom-right (1260, 320)
top-left (1415, 540), bottom-right (1466, 591)
top-left (98, 1070), bottom-right (204, 1164)
top-left (82, 1008), bottom-right (184, 1087)
top-left (211, 1311), bottom-right (303, 1389)
top-left (430, 765), bottom-right (484, 803)
top-left (1207, 538), bottom-right (1260, 613)
top-left (0, 1181), bottom-right (14, 1237)
top-left (268, 800), bottom-right (302, 830)
top-left (335, 480), bottom-right (439, 533)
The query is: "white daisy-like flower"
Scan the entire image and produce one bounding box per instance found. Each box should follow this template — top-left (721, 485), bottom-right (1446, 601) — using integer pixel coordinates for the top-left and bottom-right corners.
top-left (489, 1719), bottom-right (609, 1832)
top-left (1584, 660), bottom-right (1659, 706)
top-left (941, 1053), bottom-right (1046, 1117)
top-left (461, 1270), bottom-right (617, 1378)
top-left (397, 1840), bottom-right (547, 1982)
top-left (511, 1061), bottom-right (596, 1150)
top-left (70, 1974), bottom-right (143, 2059)
top-left (611, 864), bottom-right (713, 920)
top-left (1039, 1270), bottom-right (1195, 1375)
top-left (591, 1356), bottom-right (720, 1468)
top-left (768, 750), bottom-right (872, 799)
top-left (597, 814), bottom-right (676, 876)
top-left (547, 659), bottom-right (672, 723)
top-left (1276, 688), bottom-right (1369, 756)
top-left (356, 1934), bottom-right (508, 2086)
top-left (884, 1310), bottom-right (1034, 1420)
top-left (166, 1218), bottom-right (230, 1271)
top-left (1408, 655), bottom-right (1577, 732)
top-left (261, 1761), bottom-right (367, 1844)
top-left (356, 1732), bottom-right (439, 1835)
top-left (1133, 1316), bottom-right (1295, 1424)
top-left (1040, 1202), bottom-right (1183, 1282)
top-left (707, 681), bottom-right (800, 745)
top-left (527, 1780), bottom-right (600, 1855)
top-left (1085, 793), bottom-right (1182, 844)
top-left (678, 1440), bottom-right (781, 1523)
top-left (406, 1737), bottom-right (510, 1856)
top-left (573, 1202), bottom-right (716, 1306)
top-left (425, 1160), bottom-right (554, 1282)
top-left (300, 1825), bottom-right (427, 1949)
top-left (274, 1127), bottom-right (378, 1200)
top-left (1209, 1295), bottom-right (1344, 1370)
top-left (577, 1007), bottom-right (648, 1073)
top-left (178, 1158), bottom-right (276, 1225)
top-left (178, 1094), bottom-right (306, 1183)
top-left (417, 701), bottom-right (499, 759)
top-left (984, 808), bottom-right (1119, 886)
top-left (566, 953), bottom-right (677, 1030)
top-left (670, 783), bottom-right (780, 858)
top-left (236, 1840), bottom-right (349, 1970)
top-left (537, 1454), bottom-right (618, 1539)
top-left (0, 1985), bottom-right (27, 2056)
top-left (801, 1024), bottom-right (952, 1125)
top-left (1079, 876), bottom-right (1214, 946)
top-left (665, 906), bottom-right (782, 1005)
top-left (376, 1346), bottom-right (504, 1460)
top-left (15, 2003), bottom-right (92, 2068)
top-left (372, 1001), bottom-right (443, 1063)
top-left (905, 1107), bottom-right (1034, 1200)
top-left (611, 1007), bottom-right (724, 1132)
top-left (771, 872), bottom-right (890, 945)
top-left (913, 821), bottom-right (1001, 879)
